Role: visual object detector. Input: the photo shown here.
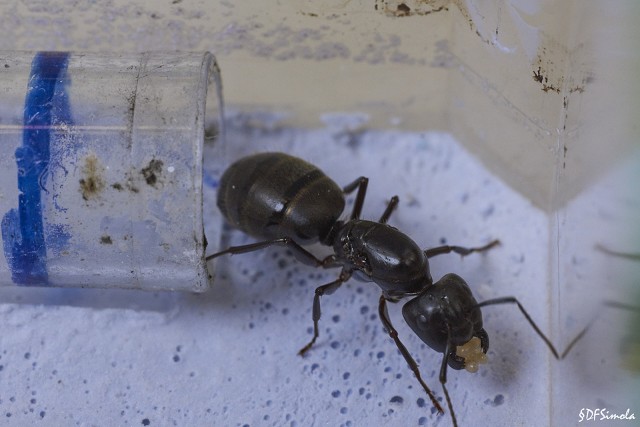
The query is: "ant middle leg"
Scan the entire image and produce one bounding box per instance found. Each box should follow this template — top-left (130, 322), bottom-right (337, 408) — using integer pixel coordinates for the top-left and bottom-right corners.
top-left (378, 195), bottom-right (399, 224)
top-left (298, 268), bottom-right (353, 356)
top-left (424, 239), bottom-right (500, 259)
top-left (378, 295), bottom-right (445, 415)
top-left (341, 177), bottom-right (399, 223)
top-left (342, 176), bottom-right (368, 220)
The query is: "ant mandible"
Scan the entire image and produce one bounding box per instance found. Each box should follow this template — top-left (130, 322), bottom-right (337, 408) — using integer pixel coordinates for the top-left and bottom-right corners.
top-left (207, 152), bottom-right (565, 427)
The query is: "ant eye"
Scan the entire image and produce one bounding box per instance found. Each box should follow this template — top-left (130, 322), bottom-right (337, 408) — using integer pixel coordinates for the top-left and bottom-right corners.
top-left (418, 314), bottom-right (427, 324)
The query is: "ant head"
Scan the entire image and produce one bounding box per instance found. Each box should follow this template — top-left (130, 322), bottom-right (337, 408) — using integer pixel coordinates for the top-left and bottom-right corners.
top-left (402, 273), bottom-right (487, 370)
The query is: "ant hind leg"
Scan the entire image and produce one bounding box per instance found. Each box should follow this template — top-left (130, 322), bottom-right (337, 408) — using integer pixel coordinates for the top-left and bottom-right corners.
top-left (206, 237), bottom-right (338, 268)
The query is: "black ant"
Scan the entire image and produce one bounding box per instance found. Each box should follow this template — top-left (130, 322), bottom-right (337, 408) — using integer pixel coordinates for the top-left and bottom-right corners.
top-left (206, 152), bottom-right (572, 426)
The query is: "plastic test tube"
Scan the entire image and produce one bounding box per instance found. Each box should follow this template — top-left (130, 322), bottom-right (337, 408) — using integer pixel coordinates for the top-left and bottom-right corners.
top-left (0, 51), bottom-right (224, 292)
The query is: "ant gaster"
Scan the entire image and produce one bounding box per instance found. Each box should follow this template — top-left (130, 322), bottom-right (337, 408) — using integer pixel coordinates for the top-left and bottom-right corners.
top-left (207, 152), bottom-right (564, 427)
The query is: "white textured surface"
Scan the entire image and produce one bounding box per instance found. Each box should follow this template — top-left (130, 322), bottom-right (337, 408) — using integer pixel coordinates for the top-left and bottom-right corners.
top-left (2, 127), bottom-right (549, 426)
top-left (1, 115), bottom-right (638, 426)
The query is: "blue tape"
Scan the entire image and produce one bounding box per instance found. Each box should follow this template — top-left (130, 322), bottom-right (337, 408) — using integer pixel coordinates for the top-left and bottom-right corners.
top-left (1, 52), bottom-right (71, 286)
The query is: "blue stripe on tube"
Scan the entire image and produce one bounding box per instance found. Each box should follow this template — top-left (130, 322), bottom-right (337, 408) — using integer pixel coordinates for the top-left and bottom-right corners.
top-left (1, 52), bottom-right (70, 285)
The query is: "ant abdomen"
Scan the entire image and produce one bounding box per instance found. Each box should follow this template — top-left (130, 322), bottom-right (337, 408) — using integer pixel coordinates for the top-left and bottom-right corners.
top-left (216, 152), bottom-right (345, 243)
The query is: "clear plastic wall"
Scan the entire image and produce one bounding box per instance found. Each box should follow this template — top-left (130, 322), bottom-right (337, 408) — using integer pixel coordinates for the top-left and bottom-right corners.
top-left (0, 1), bottom-right (638, 426)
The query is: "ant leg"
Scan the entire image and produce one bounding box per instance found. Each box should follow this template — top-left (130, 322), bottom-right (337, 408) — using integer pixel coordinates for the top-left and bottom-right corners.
top-left (298, 269), bottom-right (352, 356)
top-left (424, 239), bottom-right (500, 259)
top-left (206, 237), bottom-right (338, 268)
top-left (559, 301), bottom-right (639, 359)
top-left (439, 331), bottom-right (458, 427)
top-left (378, 295), bottom-right (445, 415)
top-left (477, 299), bottom-right (639, 360)
top-left (342, 176), bottom-right (368, 220)
top-left (595, 243), bottom-right (640, 261)
top-left (474, 297), bottom-right (560, 359)
top-left (559, 320), bottom-right (591, 360)
top-left (378, 196), bottom-right (399, 224)
top-left (342, 176), bottom-right (367, 195)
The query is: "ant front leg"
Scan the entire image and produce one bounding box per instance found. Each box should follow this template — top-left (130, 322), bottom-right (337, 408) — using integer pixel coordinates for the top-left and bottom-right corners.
top-left (424, 239), bottom-right (500, 259)
top-left (439, 330), bottom-right (459, 427)
top-left (378, 295), bottom-right (445, 415)
top-left (298, 269), bottom-right (352, 356)
top-left (556, 300), bottom-right (640, 359)
top-left (476, 297), bottom-right (640, 360)
top-left (595, 243), bottom-right (640, 261)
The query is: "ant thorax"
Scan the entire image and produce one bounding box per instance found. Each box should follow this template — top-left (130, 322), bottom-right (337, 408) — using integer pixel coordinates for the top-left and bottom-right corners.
top-left (333, 219), bottom-right (430, 294)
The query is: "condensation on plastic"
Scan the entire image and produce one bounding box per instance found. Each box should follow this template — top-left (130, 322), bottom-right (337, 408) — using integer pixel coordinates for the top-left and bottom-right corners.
top-left (0, 51), bottom-right (224, 291)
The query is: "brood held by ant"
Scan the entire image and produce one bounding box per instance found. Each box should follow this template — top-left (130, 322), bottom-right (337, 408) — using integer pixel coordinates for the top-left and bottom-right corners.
top-left (207, 152), bottom-right (563, 427)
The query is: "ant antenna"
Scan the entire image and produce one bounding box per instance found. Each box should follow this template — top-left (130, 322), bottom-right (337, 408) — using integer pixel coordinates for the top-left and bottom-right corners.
top-left (440, 328), bottom-right (458, 427)
top-left (558, 301), bottom-right (640, 359)
top-left (474, 297), bottom-right (560, 359)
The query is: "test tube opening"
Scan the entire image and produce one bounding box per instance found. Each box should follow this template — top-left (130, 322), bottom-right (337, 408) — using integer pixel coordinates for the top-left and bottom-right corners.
top-left (0, 51), bottom-right (224, 292)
